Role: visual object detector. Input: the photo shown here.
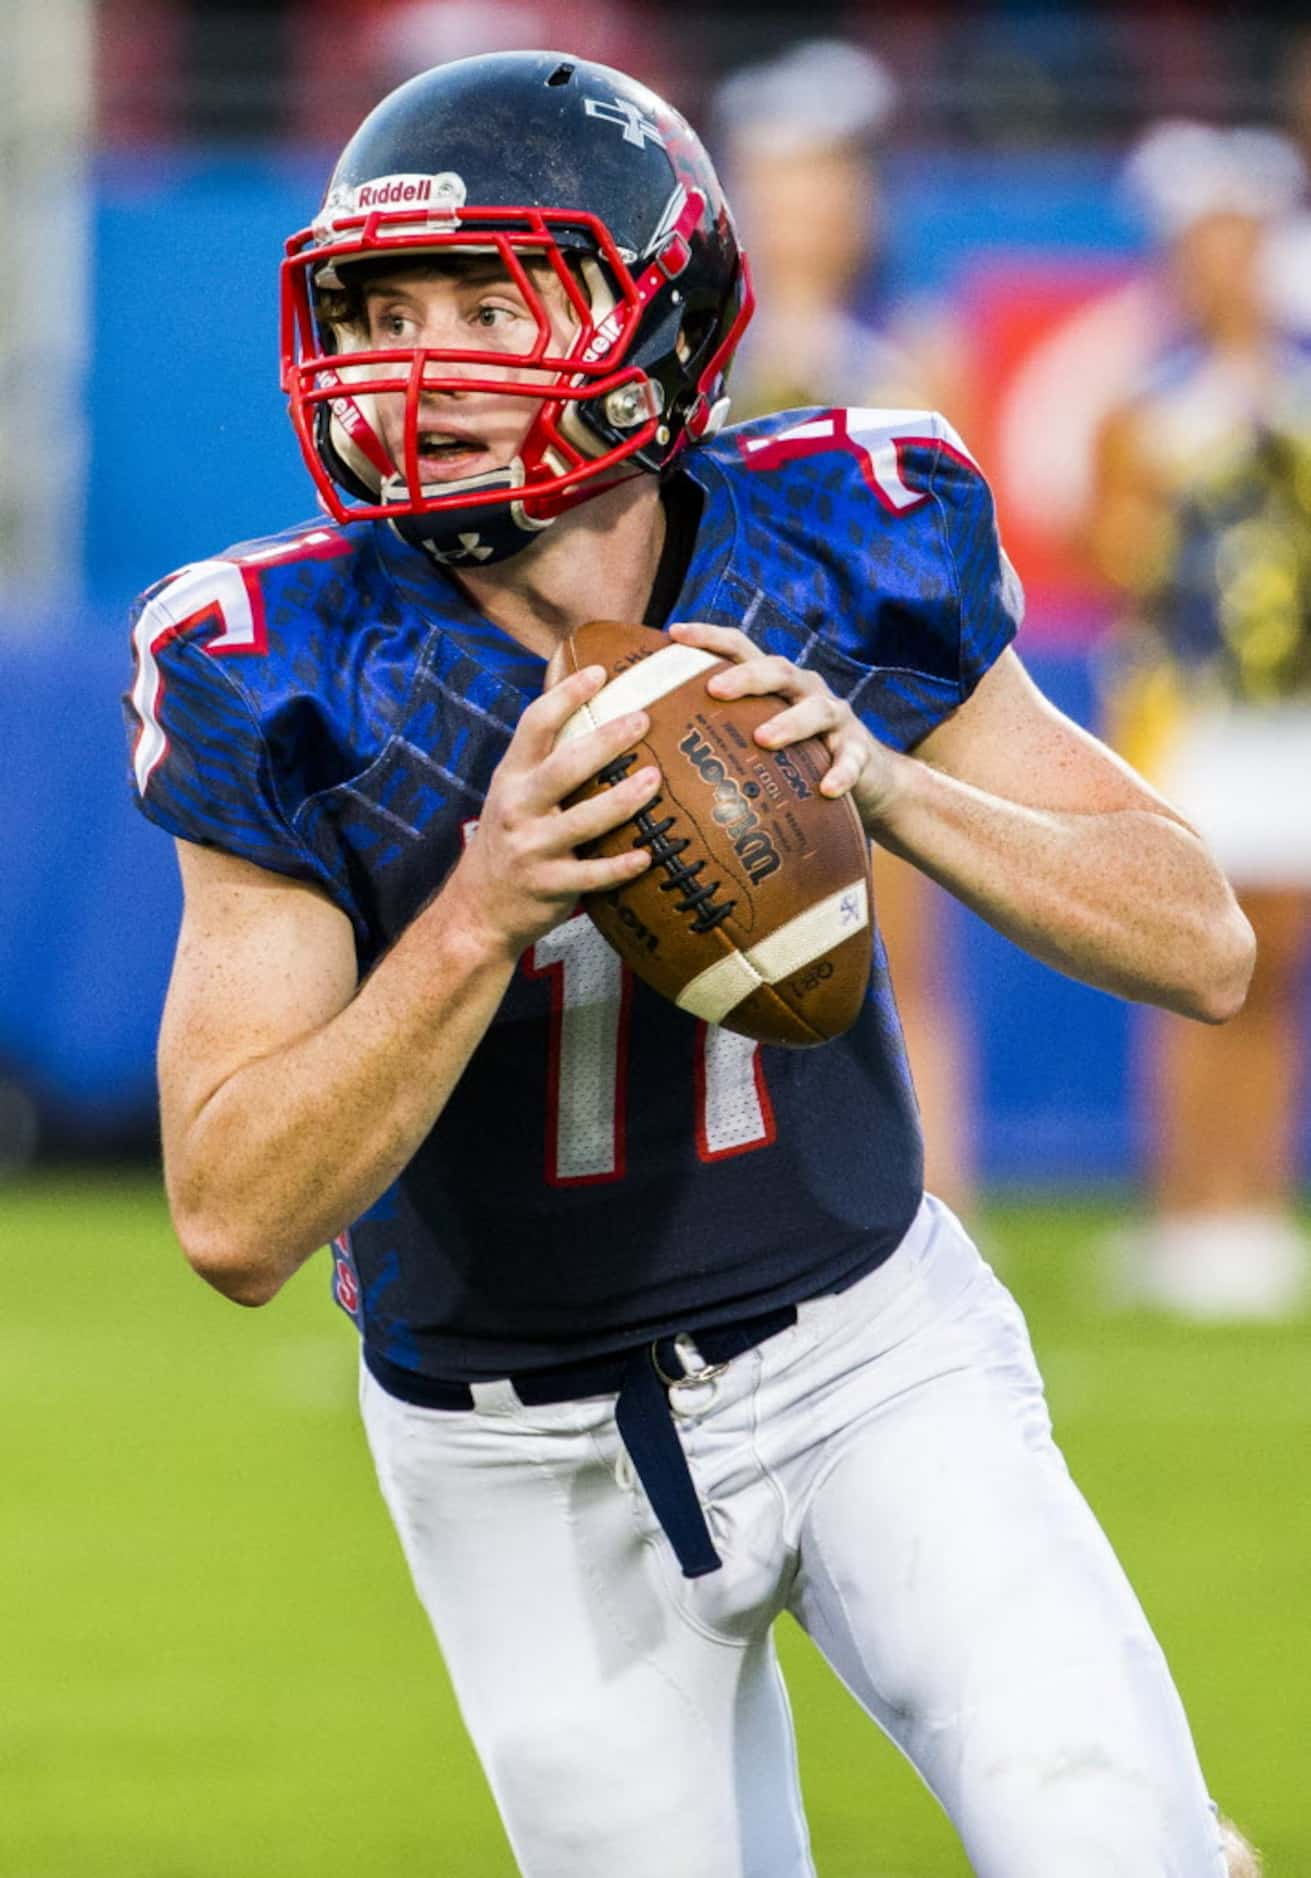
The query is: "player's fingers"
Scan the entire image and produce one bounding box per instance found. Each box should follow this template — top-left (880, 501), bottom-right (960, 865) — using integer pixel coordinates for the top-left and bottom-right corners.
top-left (707, 655), bottom-right (821, 704)
top-left (753, 688), bottom-right (844, 748)
top-left (557, 764), bottom-right (661, 846)
top-left (564, 846), bottom-right (653, 895)
top-left (667, 619), bottom-right (757, 664)
top-left (534, 709), bottom-right (650, 808)
top-left (514, 663), bottom-right (610, 762)
top-left (818, 732), bottom-right (867, 798)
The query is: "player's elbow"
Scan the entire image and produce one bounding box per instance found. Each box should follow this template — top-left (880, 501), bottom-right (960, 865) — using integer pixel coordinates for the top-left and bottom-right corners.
top-left (184, 1236), bottom-right (286, 1307)
top-left (196, 1254), bottom-right (286, 1309)
top-left (1183, 904), bottom-right (1256, 1025)
top-left (170, 1201), bottom-right (287, 1307)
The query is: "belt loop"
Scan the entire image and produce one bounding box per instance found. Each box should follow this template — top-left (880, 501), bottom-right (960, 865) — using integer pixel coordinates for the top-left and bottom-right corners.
top-left (652, 1332), bottom-right (729, 1388)
top-left (469, 1379), bottom-right (519, 1416)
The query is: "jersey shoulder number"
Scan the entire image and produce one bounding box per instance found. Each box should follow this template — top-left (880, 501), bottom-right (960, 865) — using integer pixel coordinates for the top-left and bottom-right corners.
top-left (130, 526), bottom-right (351, 794)
top-left (736, 406), bottom-right (980, 514)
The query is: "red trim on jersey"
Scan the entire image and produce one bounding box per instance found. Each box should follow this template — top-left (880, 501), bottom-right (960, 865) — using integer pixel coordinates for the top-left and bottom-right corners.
top-left (890, 434), bottom-right (980, 482)
top-left (133, 532), bottom-right (354, 791)
top-left (522, 938), bottom-right (632, 1188)
top-left (332, 1230), bottom-right (362, 1316)
top-left (737, 411), bottom-right (978, 516)
top-left (130, 611), bottom-right (191, 788)
top-left (216, 528), bottom-right (353, 657)
top-left (132, 595), bottom-right (258, 790)
top-left (692, 1024), bottom-right (777, 1164)
top-left (198, 573), bottom-right (268, 659)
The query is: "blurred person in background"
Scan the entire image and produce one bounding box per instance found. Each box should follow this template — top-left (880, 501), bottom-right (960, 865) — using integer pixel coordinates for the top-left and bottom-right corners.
top-left (715, 38), bottom-right (980, 1218)
top-left (1262, 24), bottom-right (1311, 341)
top-left (713, 40), bottom-right (906, 418)
top-left (1089, 119), bottom-right (1311, 1319)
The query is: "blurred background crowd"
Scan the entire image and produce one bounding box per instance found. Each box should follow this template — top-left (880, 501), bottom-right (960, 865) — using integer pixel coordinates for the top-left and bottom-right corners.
top-left (4, 0), bottom-right (1310, 1317)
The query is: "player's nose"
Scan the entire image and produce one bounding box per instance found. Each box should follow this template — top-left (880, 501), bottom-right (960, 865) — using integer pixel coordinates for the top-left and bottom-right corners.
top-left (417, 356), bottom-right (476, 403)
top-left (416, 378), bottom-right (472, 420)
top-left (427, 334), bottom-right (498, 389)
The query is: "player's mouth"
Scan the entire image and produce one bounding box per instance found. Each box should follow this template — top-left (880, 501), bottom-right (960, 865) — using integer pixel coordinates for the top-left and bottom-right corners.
top-left (413, 429), bottom-right (495, 481)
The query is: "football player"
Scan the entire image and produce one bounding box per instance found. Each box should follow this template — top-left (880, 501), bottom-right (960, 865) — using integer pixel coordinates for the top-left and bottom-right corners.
top-left (126, 51), bottom-right (1260, 1877)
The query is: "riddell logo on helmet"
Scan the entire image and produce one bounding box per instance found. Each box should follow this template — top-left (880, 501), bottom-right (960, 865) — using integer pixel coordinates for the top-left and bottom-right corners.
top-left (357, 175), bottom-right (432, 208)
top-left (313, 172), bottom-right (467, 244)
top-left (344, 172), bottom-right (468, 213)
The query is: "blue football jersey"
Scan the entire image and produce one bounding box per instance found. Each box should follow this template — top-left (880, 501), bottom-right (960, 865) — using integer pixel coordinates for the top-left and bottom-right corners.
top-left (125, 408), bottom-right (1022, 1379)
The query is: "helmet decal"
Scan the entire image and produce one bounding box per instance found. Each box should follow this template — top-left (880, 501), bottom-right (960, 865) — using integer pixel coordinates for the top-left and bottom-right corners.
top-left (582, 96), bottom-right (666, 150)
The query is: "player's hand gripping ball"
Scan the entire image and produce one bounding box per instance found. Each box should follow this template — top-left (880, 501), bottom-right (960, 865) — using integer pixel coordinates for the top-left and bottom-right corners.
top-left (552, 620), bottom-right (873, 1046)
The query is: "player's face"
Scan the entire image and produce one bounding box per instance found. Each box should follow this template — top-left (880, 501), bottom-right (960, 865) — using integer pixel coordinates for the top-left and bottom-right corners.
top-left (359, 260), bottom-right (581, 483)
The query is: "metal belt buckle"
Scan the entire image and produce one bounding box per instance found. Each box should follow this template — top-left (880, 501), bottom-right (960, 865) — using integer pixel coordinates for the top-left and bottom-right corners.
top-left (651, 1332), bottom-right (730, 1390)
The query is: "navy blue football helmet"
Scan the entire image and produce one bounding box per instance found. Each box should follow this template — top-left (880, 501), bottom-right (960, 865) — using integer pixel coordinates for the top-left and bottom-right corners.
top-left (282, 51), bottom-right (753, 565)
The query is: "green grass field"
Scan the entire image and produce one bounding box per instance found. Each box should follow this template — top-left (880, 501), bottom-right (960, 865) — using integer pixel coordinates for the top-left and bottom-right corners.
top-left (1, 1172), bottom-right (1306, 1876)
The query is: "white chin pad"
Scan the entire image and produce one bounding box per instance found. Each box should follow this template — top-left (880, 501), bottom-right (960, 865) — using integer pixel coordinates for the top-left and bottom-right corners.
top-left (379, 456), bottom-right (525, 504)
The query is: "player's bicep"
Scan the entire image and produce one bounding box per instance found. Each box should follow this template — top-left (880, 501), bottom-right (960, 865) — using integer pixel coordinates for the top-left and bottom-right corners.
top-left (911, 648), bottom-right (1195, 826)
top-left (159, 839), bottom-right (359, 1135)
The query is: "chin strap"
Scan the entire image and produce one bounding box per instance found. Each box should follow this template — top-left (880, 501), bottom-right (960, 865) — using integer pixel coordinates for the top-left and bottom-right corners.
top-left (384, 456), bottom-right (554, 566)
top-left (404, 514), bottom-right (542, 567)
top-left (388, 458), bottom-right (652, 567)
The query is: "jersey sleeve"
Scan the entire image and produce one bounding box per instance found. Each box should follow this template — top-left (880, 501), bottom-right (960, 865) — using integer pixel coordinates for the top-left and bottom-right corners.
top-left (727, 407), bottom-right (1024, 752)
top-left (824, 411), bottom-right (1023, 749)
top-left (913, 419), bottom-right (1024, 707)
top-left (124, 573), bottom-right (341, 899)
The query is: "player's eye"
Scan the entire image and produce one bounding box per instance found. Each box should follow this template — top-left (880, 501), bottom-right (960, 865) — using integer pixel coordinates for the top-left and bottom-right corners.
top-left (374, 308), bottom-right (416, 341)
top-left (473, 302), bottom-right (519, 329)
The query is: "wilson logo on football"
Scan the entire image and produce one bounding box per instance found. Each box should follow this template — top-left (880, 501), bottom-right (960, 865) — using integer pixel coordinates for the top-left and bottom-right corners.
top-left (680, 730), bottom-right (781, 883)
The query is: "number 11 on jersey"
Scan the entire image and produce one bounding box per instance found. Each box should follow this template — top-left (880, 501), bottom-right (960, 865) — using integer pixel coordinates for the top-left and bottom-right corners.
top-left (526, 911), bottom-right (775, 1185)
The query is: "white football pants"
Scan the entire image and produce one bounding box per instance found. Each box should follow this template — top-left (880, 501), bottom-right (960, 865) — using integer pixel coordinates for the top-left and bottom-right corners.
top-left (360, 1195), bottom-right (1227, 1877)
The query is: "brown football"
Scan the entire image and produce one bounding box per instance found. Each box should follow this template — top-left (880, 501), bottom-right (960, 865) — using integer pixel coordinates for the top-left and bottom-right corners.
top-left (554, 620), bottom-right (873, 1047)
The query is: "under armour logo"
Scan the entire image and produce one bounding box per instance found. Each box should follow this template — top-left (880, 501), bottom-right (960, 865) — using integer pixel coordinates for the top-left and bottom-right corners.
top-left (584, 96), bottom-right (665, 150)
top-left (840, 892), bottom-right (862, 925)
top-left (433, 533), bottom-right (494, 564)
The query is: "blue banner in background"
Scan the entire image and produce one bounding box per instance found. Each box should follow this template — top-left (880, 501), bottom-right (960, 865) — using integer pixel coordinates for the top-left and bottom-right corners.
top-left (2, 625), bottom-right (170, 1131)
top-left (87, 154), bottom-right (325, 602)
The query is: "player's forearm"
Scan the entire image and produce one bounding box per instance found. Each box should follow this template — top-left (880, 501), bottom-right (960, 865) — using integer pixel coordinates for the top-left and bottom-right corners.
top-left (167, 891), bottom-right (517, 1305)
top-left (870, 757), bottom-right (1255, 1022)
